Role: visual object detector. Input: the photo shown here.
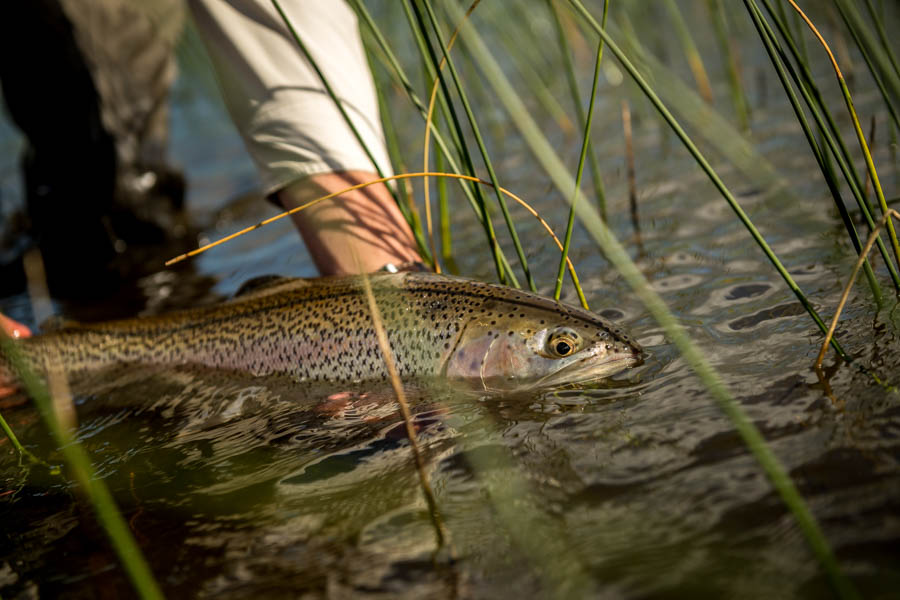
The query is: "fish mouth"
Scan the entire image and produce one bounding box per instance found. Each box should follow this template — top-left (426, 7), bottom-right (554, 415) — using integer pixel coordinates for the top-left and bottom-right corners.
top-left (534, 350), bottom-right (642, 389)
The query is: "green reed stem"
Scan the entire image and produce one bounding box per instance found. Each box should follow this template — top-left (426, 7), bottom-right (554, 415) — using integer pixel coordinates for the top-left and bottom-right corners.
top-left (839, 73), bottom-right (900, 274)
top-left (862, 0), bottom-right (900, 83)
top-left (400, 0), bottom-right (515, 286)
top-left (353, 0), bottom-right (493, 237)
top-left (745, 0), bottom-right (883, 300)
top-left (892, 118), bottom-right (900, 187)
top-left (832, 1), bottom-right (900, 132)
top-left (757, 0), bottom-right (900, 291)
top-left (413, 0), bottom-right (537, 292)
top-left (761, 0), bottom-right (865, 190)
top-left (435, 139), bottom-right (454, 267)
top-left (548, 0), bottom-right (607, 221)
top-left (706, 0), bottom-right (751, 130)
top-left (774, 0), bottom-right (798, 50)
top-left (553, 0), bottom-right (607, 304)
top-left (569, 0), bottom-right (849, 358)
top-left (788, 1), bottom-right (810, 63)
top-left (450, 2), bottom-right (856, 593)
top-left (358, 0), bottom-right (520, 283)
top-left (614, 14), bottom-right (788, 205)
top-left (368, 48), bottom-right (432, 268)
top-left (662, 0), bottom-right (715, 104)
top-left (351, 0), bottom-right (464, 164)
top-left (793, 1), bottom-right (900, 277)
top-left (832, 0), bottom-right (900, 107)
top-left (0, 335), bottom-right (163, 600)
top-left (568, 4), bottom-right (859, 595)
top-left (0, 408), bottom-right (44, 466)
top-left (485, 3), bottom-right (575, 139)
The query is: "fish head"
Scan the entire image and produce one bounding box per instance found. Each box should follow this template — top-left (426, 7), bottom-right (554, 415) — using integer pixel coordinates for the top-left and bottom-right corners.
top-left (443, 294), bottom-right (643, 391)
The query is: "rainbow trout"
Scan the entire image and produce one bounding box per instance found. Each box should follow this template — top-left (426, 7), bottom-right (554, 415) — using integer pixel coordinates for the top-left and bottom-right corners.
top-left (1, 272), bottom-right (642, 391)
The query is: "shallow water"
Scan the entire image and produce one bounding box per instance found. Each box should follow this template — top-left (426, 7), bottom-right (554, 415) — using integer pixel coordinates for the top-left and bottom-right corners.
top-left (2, 3), bottom-right (900, 598)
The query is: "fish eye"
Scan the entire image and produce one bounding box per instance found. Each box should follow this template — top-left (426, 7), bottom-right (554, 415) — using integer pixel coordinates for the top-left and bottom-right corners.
top-left (546, 328), bottom-right (580, 358)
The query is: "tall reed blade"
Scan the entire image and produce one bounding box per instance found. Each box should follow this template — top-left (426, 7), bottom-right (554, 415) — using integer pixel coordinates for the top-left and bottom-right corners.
top-left (831, 0), bottom-right (900, 131)
top-left (351, 0), bottom-right (520, 282)
top-left (548, 0), bottom-right (608, 221)
top-left (744, 0), bottom-right (884, 299)
top-left (1, 251), bottom-right (164, 600)
top-left (832, 0), bottom-right (900, 108)
top-left (0, 408), bottom-right (43, 467)
top-left (412, 0), bottom-right (537, 292)
top-left (706, 0), bottom-right (751, 130)
top-left (756, 0), bottom-right (900, 290)
top-left (621, 99), bottom-right (644, 255)
top-left (862, 0), bottom-right (900, 83)
top-left (418, 0), bottom-right (481, 275)
top-left (566, 0), bottom-right (850, 360)
top-left (368, 47), bottom-right (433, 266)
top-left (786, 0), bottom-right (900, 276)
top-left (553, 0), bottom-right (608, 305)
top-left (662, 0), bottom-right (715, 104)
top-left (401, 0), bottom-right (514, 286)
top-left (452, 1), bottom-right (855, 592)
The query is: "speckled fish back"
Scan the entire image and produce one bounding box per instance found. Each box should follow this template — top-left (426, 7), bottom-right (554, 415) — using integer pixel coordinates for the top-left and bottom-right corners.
top-left (6, 272), bottom-right (638, 384)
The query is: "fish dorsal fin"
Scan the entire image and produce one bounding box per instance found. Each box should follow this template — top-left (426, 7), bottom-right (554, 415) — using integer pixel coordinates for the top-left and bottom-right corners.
top-left (233, 275), bottom-right (302, 299)
top-left (39, 315), bottom-right (79, 332)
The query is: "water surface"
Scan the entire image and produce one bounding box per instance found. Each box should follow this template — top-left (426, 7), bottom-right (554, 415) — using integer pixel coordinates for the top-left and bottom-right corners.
top-left (1, 3), bottom-right (899, 598)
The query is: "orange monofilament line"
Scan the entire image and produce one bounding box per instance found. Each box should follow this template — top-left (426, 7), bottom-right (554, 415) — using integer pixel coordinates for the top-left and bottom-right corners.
top-left (165, 171), bottom-right (582, 299)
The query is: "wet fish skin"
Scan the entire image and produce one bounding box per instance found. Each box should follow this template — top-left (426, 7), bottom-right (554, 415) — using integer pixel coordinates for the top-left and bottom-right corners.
top-left (1, 273), bottom-right (642, 391)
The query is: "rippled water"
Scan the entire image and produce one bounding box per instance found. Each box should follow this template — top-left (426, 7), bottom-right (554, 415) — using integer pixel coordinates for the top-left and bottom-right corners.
top-left (2, 4), bottom-right (900, 599)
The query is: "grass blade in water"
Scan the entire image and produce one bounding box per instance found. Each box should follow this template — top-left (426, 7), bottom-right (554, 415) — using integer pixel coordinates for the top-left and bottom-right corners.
top-left (744, 0), bottom-right (884, 299)
top-left (412, 0), bottom-right (537, 291)
top-left (786, 0), bottom-right (900, 276)
top-left (452, 2), bottom-right (857, 595)
top-left (548, 0), bottom-right (607, 221)
top-left (553, 0), bottom-right (608, 306)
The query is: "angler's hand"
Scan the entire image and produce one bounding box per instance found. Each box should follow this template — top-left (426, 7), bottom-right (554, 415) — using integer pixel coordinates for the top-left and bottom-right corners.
top-left (0, 313), bottom-right (31, 339)
top-left (1, 313), bottom-right (30, 400)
